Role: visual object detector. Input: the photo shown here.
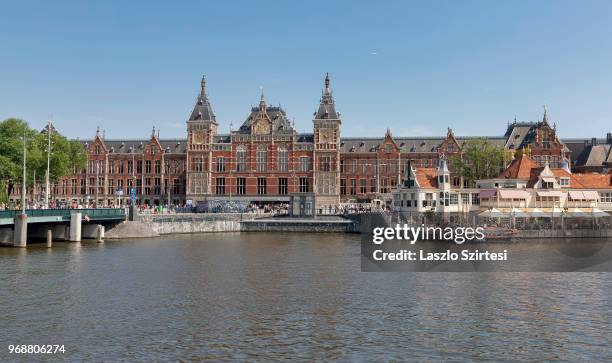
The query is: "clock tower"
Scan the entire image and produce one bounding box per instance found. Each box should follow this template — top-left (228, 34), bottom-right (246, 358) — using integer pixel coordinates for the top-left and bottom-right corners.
top-left (186, 75), bottom-right (217, 204)
top-left (313, 73), bottom-right (341, 210)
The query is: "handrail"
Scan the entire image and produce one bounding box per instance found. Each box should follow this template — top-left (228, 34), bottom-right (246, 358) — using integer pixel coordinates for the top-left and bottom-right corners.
top-left (0, 208), bottom-right (126, 220)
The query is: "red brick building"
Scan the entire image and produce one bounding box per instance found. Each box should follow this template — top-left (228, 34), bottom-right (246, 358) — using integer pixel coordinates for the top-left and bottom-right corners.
top-left (9, 75), bottom-right (581, 209)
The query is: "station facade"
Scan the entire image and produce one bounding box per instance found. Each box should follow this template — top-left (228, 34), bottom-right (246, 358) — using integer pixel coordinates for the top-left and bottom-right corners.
top-left (10, 74), bottom-right (585, 209)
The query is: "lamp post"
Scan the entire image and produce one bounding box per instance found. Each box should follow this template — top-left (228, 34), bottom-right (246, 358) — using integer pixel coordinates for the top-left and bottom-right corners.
top-left (21, 128), bottom-right (27, 214)
top-left (45, 120), bottom-right (52, 209)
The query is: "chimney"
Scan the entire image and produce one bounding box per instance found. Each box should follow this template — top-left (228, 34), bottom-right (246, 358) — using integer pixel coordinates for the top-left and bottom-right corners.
top-left (591, 137), bottom-right (597, 146)
top-left (607, 132), bottom-right (612, 144)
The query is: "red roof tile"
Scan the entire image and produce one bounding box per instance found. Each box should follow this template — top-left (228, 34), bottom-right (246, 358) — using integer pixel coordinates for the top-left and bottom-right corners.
top-left (499, 154), bottom-right (538, 179)
top-left (414, 168), bottom-right (438, 188)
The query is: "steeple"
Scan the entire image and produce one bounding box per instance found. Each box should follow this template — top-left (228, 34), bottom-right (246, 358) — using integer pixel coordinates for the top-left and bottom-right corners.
top-left (542, 105), bottom-right (548, 125)
top-left (259, 89), bottom-right (266, 112)
top-left (201, 75), bottom-right (206, 97)
top-left (315, 73), bottom-right (339, 120)
top-left (188, 75), bottom-right (216, 123)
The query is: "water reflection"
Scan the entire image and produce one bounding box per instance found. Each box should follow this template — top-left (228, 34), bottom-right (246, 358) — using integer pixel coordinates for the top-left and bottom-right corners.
top-left (0, 234), bottom-right (610, 361)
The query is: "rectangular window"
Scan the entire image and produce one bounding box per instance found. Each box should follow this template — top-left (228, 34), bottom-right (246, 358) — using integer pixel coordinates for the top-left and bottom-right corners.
top-left (299, 177), bottom-right (310, 193)
top-left (257, 149), bottom-right (267, 172)
top-left (278, 149), bottom-right (288, 172)
top-left (118, 160), bottom-right (124, 174)
top-left (340, 159), bottom-right (345, 173)
top-left (155, 160), bottom-right (161, 174)
top-left (257, 177), bottom-right (267, 195)
top-left (371, 160), bottom-right (377, 175)
top-left (320, 156), bottom-right (331, 172)
top-left (350, 159), bottom-right (356, 174)
top-left (340, 179), bottom-right (346, 195)
top-left (154, 178), bottom-right (161, 194)
top-left (371, 178), bottom-right (377, 193)
top-left (237, 177), bottom-right (246, 195)
top-left (216, 157), bottom-right (225, 172)
top-left (278, 177), bottom-right (288, 195)
top-left (108, 160), bottom-right (114, 174)
top-left (350, 179), bottom-right (356, 195)
top-left (193, 157), bottom-right (203, 172)
top-left (216, 177), bottom-right (226, 195)
top-left (381, 178), bottom-right (388, 193)
top-left (127, 160), bottom-right (133, 174)
top-left (360, 179), bottom-right (367, 194)
top-left (136, 160), bottom-right (143, 174)
top-left (360, 160), bottom-right (367, 174)
top-left (145, 160), bottom-right (151, 174)
top-left (300, 157), bottom-right (311, 172)
top-left (173, 179), bottom-right (180, 195)
top-left (236, 150), bottom-right (247, 172)
top-left (450, 193), bottom-right (458, 205)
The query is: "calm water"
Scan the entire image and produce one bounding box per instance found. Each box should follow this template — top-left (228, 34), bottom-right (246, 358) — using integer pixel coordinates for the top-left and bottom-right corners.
top-left (1, 233), bottom-right (611, 362)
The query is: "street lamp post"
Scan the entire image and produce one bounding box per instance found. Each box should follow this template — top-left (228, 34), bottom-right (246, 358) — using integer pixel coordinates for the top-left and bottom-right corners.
top-left (21, 128), bottom-right (27, 214)
top-left (45, 120), bottom-right (52, 209)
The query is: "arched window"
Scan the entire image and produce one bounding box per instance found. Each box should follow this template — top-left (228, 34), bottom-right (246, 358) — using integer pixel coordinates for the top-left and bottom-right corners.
top-left (236, 145), bottom-right (247, 172)
top-left (256, 145), bottom-right (268, 172)
top-left (277, 147), bottom-right (288, 172)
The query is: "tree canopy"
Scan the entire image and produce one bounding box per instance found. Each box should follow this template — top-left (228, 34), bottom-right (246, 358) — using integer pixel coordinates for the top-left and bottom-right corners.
top-left (449, 138), bottom-right (504, 186)
top-left (0, 118), bottom-right (87, 201)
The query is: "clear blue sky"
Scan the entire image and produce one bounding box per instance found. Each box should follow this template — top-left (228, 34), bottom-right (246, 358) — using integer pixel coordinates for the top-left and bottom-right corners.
top-left (1, 0), bottom-right (612, 139)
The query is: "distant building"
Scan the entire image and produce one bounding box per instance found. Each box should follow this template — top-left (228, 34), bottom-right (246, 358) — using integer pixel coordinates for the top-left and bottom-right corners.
top-left (393, 153), bottom-right (612, 220)
top-left (567, 133), bottom-right (612, 173)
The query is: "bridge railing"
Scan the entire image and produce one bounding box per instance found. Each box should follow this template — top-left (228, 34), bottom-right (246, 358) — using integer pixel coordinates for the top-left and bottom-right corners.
top-left (0, 208), bottom-right (127, 221)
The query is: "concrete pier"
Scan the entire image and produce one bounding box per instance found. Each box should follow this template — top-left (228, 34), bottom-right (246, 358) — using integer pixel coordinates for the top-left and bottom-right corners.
top-left (46, 228), bottom-right (53, 248)
top-left (13, 214), bottom-right (28, 247)
top-left (69, 212), bottom-right (82, 242)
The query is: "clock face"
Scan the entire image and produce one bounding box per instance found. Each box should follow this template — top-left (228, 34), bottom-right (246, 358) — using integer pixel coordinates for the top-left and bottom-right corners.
top-left (253, 120), bottom-right (270, 135)
top-left (319, 129), bottom-right (330, 143)
top-left (193, 131), bottom-right (205, 144)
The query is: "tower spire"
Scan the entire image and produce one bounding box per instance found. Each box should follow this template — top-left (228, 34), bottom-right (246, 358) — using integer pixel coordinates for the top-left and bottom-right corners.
top-left (259, 86), bottom-right (266, 111)
top-left (542, 105), bottom-right (548, 124)
top-left (201, 75), bottom-right (206, 97)
top-left (324, 72), bottom-right (331, 95)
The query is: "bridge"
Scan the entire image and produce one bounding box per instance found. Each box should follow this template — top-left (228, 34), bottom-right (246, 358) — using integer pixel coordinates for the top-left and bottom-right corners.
top-left (0, 208), bottom-right (127, 247)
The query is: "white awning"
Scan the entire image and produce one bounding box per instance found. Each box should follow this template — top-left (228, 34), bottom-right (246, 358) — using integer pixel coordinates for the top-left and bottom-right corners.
top-left (542, 177), bottom-right (557, 183)
top-left (568, 190), bottom-right (599, 200)
top-left (537, 191), bottom-right (563, 198)
top-left (510, 207), bottom-right (530, 218)
top-left (498, 189), bottom-right (530, 199)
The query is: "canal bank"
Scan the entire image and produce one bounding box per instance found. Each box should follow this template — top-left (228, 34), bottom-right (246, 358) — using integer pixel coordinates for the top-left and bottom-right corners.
top-left (102, 212), bottom-right (612, 239)
top-left (105, 213), bottom-right (359, 238)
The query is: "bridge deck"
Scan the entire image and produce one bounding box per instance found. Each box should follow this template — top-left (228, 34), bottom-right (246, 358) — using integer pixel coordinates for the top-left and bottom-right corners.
top-left (0, 208), bottom-right (126, 226)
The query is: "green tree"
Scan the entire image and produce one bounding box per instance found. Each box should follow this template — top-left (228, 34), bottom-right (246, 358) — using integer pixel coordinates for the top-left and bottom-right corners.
top-left (450, 138), bottom-right (504, 186)
top-left (0, 118), bottom-right (88, 200)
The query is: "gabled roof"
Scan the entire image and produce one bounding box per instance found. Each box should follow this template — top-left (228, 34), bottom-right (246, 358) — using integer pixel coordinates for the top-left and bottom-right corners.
top-left (525, 167), bottom-right (611, 189)
top-left (499, 154), bottom-right (539, 179)
top-left (573, 144), bottom-right (612, 168)
top-left (236, 93), bottom-right (295, 135)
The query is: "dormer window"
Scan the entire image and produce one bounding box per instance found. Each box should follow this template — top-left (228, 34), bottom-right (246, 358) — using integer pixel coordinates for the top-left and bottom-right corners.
top-left (448, 145), bottom-right (454, 153)
top-left (95, 145), bottom-right (101, 155)
top-left (385, 144), bottom-right (392, 153)
top-left (559, 177), bottom-right (570, 187)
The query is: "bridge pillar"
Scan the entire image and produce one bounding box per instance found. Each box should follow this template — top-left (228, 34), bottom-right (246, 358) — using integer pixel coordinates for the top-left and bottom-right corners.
top-left (13, 214), bottom-right (27, 247)
top-left (69, 212), bottom-right (82, 242)
top-left (46, 228), bottom-right (53, 248)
